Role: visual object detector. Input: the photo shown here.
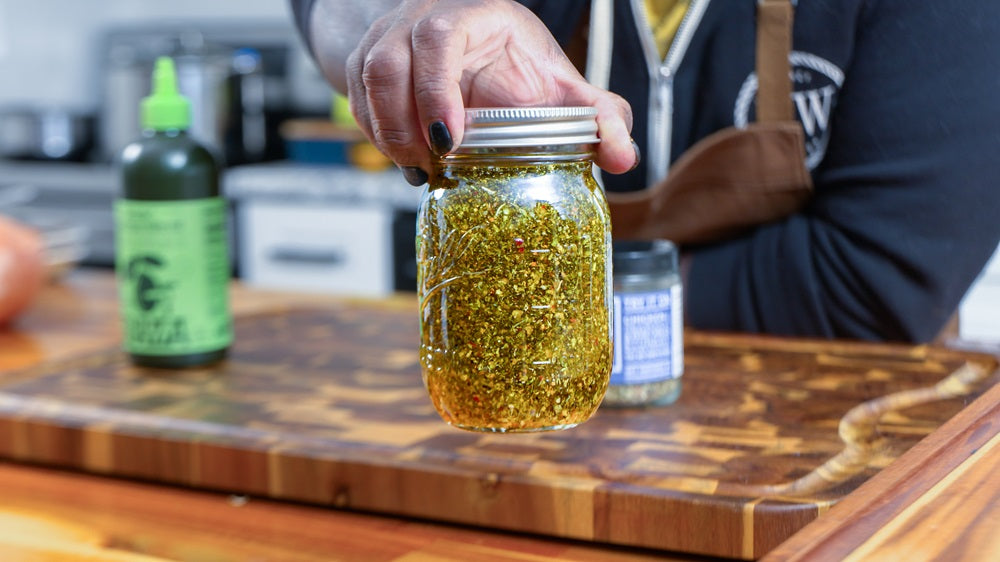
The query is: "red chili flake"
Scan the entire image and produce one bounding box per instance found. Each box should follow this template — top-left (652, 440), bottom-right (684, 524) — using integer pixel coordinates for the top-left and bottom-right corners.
top-left (473, 395), bottom-right (481, 403)
top-left (513, 237), bottom-right (525, 253)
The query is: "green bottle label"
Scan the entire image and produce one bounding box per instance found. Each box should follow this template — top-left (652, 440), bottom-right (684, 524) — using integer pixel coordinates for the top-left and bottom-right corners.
top-left (114, 198), bottom-right (233, 355)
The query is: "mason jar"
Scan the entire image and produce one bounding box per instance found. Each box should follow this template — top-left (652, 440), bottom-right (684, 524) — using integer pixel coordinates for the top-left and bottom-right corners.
top-left (417, 107), bottom-right (613, 432)
top-left (603, 240), bottom-right (684, 407)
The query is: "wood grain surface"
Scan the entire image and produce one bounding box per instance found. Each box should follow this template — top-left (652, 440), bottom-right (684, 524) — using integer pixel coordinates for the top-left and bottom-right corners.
top-left (1, 271), bottom-right (997, 559)
top-left (763, 367), bottom-right (1000, 561)
top-left (0, 273), bottom-right (709, 562)
top-left (0, 460), bottom-right (702, 562)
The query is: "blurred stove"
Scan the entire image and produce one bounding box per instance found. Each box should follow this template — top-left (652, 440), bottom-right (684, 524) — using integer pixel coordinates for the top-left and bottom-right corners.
top-left (0, 160), bottom-right (242, 272)
top-left (0, 161), bottom-right (422, 294)
top-left (0, 161), bottom-right (117, 266)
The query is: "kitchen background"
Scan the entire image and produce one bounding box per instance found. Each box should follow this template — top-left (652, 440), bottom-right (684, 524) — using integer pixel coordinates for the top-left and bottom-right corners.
top-left (0, 0), bottom-right (421, 299)
top-left (0, 0), bottom-right (996, 342)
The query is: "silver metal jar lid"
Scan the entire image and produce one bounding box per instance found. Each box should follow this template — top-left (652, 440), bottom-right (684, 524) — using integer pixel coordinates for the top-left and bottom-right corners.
top-left (459, 107), bottom-right (600, 148)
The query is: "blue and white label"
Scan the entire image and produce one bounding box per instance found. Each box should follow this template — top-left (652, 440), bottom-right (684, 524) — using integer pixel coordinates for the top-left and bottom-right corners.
top-left (610, 285), bottom-right (684, 385)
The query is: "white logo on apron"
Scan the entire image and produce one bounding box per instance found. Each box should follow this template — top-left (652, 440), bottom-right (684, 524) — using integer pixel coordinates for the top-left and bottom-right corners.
top-left (734, 51), bottom-right (845, 170)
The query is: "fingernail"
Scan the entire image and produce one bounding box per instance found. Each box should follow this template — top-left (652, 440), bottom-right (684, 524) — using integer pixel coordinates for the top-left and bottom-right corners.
top-left (429, 120), bottom-right (453, 157)
top-left (628, 139), bottom-right (641, 172)
top-left (401, 166), bottom-right (429, 186)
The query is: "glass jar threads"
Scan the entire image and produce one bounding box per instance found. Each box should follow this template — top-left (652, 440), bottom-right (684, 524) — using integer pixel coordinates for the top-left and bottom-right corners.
top-left (603, 240), bottom-right (684, 407)
top-left (417, 107), bottom-right (613, 432)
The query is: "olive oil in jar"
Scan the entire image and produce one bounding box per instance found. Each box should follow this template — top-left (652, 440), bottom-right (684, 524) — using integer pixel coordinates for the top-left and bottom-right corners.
top-left (417, 107), bottom-right (613, 432)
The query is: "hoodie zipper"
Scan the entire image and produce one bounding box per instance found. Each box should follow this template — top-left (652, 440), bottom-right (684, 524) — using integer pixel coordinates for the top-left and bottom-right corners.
top-left (630, 0), bottom-right (712, 183)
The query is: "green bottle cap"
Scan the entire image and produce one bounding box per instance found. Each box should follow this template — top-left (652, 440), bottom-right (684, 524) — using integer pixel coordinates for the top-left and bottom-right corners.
top-left (141, 57), bottom-right (191, 131)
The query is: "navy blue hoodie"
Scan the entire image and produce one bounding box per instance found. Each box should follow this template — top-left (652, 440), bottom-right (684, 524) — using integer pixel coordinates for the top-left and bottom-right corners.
top-left (292, 0), bottom-right (1000, 342)
top-left (519, 0), bottom-right (1000, 342)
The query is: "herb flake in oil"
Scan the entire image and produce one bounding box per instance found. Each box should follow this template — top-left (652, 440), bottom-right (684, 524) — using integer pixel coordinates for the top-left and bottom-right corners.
top-left (418, 160), bottom-right (612, 432)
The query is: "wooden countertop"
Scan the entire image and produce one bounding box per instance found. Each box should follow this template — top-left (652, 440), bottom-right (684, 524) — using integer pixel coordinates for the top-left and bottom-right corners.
top-left (2, 269), bottom-right (999, 561)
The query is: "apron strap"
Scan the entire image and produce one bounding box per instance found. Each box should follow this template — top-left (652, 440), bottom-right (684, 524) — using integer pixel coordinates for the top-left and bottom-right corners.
top-left (756, 0), bottom-right (795, 122)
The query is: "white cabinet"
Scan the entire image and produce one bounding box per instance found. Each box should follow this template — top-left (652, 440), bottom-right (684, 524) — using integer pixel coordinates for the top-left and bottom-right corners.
top-left (959, 243), bottom-right (1000, 343)
top-left (238, 200), bottom-right (394, 297)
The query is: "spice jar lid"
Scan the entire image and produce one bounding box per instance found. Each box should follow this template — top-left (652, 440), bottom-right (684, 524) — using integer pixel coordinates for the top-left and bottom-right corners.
top-left (460, 107), bottom-right (600, 148)
top-left (613, 240), bottom-right (678, 276)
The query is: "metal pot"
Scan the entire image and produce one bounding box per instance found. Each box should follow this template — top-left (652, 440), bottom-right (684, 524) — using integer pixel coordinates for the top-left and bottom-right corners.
top-left (99, 30), bottom-right (233, 162)
top-left (0, 107), bottom-right (95, 162)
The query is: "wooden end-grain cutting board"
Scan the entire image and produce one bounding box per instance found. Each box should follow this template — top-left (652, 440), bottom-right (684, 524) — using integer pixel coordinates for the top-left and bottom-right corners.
top-left (0, 305), bottom-right (995, 559)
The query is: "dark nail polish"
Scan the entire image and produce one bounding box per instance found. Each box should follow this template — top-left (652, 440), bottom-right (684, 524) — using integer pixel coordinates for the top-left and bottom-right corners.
top-left (429, 121), bottom-right (453, 156)
top-left (401, 166), bottom-right (429, 186)
top-left (628, 139), bottom-right (641, 172)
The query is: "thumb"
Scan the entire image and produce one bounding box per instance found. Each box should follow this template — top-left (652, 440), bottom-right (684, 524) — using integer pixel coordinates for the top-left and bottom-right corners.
top-left (565, 84), bottom-right (636, 174)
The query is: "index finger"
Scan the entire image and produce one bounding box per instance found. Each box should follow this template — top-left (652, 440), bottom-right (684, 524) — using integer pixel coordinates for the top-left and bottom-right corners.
top-left (410, 12), bottom-right (469, 154)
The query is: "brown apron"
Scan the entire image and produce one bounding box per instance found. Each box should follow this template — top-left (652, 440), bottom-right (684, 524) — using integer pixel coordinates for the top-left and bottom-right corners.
top-left (606, 0), bottom-right (813, 244)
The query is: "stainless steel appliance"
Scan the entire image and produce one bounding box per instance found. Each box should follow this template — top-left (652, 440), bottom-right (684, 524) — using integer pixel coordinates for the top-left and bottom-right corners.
top-left (0, 107), bottom-right (95, 162)
top-left (0, 161), bottom-right (236, 271)
top-left (0, 162), bottom-right (115, 265)
top-left (0, 22), bottom-right (349, 277)
top-left (0, 161), bottom-right (418, 294)
top-left (97, 22), bottom-right (326, 165)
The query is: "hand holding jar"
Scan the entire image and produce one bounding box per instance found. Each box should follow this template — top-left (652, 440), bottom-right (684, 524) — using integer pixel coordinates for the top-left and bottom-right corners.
top-left (302, 0), bottom-right (638, 183)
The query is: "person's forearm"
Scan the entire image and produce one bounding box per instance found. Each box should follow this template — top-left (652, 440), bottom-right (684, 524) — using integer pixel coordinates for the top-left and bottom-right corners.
top-left (289, 0), bottom-right (402, 93)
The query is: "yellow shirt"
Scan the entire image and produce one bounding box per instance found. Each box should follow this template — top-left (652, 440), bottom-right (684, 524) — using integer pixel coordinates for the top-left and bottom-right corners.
top-left (643, 0), bottom-right (691, 60)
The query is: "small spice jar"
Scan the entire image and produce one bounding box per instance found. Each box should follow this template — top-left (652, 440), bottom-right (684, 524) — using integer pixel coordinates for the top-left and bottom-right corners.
top-left (417, 107), bottom-right (613, 432)
top-left (603, 240), bottom-right (684, 407)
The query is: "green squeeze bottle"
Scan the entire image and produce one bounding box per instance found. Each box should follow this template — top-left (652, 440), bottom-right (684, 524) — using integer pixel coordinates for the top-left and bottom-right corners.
top-left (114, 56), bottom-right (233, 368)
